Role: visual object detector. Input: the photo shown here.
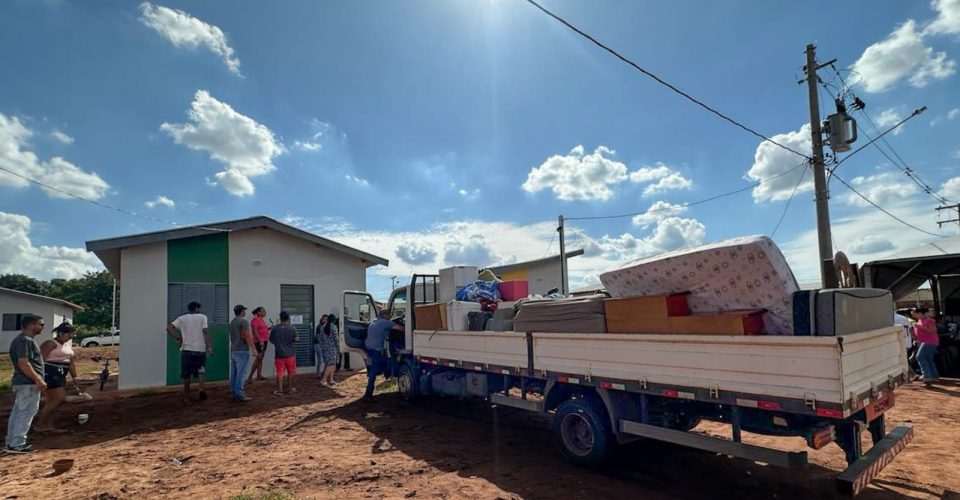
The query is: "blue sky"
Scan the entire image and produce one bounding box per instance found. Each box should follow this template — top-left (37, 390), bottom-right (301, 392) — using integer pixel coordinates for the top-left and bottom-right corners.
top-left (1, 0), bottom-right (959, 300)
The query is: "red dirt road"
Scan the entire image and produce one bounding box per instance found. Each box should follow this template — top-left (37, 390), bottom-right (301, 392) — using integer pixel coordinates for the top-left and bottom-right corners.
top-left (0, 369), bottom-right (958, 499)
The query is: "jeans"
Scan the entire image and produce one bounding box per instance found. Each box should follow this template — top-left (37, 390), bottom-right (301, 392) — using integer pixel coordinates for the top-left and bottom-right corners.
top-left (5, 385), bottom-right (41, 448)
top-left (916, 343), bottom-right (940, 381)
top-left (314, 343), bottom-right (324, 375)
top-left (229, 351), bottom-right (251, 398)
top-left (363, 349), bottom-right (386, 399)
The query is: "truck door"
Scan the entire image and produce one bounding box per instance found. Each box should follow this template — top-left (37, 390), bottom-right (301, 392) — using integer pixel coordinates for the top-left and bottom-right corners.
top-left (341, 291), bottom-right (379, 360)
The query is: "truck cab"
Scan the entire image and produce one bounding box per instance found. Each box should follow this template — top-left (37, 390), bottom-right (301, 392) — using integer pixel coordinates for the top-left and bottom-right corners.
top-left (340, 274), bottom-right (439, 363)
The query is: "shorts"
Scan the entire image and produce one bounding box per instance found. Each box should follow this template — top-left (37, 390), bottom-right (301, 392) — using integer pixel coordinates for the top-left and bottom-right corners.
top-left (44, 363), bottom-right (70, 389)
top-left (180, 351), bottom-right (207, 380)
top-left (255, 341), bottom-right (268, 354)
top-left (274, 356), bottom-right (296, 377)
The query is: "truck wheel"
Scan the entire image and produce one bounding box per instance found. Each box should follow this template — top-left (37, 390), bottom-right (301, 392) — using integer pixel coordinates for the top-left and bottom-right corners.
top-left (397, 364), bottom-right (419, 402)
top-left (554, 398), bottom-right (611, 467)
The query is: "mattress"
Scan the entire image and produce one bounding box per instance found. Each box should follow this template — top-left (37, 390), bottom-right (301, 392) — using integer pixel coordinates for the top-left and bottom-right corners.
top-left (513, 295), bottom-right (607, 333)
top-left (599, 235), bottom-right (800, 334)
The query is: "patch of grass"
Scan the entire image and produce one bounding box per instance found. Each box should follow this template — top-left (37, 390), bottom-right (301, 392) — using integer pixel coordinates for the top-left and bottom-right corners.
top-left (0, 357), bottom-right (12, 391)
top-left (374, 378), bottom-right (397, 394)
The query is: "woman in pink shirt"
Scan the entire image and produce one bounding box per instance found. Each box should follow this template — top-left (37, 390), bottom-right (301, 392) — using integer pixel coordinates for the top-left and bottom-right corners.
top-left (911, 307), bottom-right (940, 384)
top-left (247, 307), bottom-right (270, 382)
top-left (35, 322), bottom-right (82, 431)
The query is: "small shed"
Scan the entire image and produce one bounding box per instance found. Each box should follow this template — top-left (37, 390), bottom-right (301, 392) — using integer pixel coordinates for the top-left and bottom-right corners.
top-left (1, 287), bottom-right (84, 353)
top-left (86, 216), bottom-right (388, 390)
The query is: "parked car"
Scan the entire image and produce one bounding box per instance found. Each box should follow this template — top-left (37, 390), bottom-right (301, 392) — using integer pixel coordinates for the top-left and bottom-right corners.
top-left (80, 331), bottom-right (119, 347)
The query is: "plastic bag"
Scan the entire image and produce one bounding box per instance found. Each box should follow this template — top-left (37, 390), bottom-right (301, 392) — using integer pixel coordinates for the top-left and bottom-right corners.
top-left (456, 280), bottom-right (501, 302)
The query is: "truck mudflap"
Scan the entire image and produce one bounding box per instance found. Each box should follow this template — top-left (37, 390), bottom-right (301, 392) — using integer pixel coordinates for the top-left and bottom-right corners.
top-left (836, 424), bottom-right (914, 496)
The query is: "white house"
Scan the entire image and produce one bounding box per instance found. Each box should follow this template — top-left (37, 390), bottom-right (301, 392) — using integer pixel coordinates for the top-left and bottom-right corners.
top-left (1, 287), bottom-right (84, 353)
top-left (85, 216), bottom-right (388, 390)
top-left (487, 249), bottom-right (584, 295)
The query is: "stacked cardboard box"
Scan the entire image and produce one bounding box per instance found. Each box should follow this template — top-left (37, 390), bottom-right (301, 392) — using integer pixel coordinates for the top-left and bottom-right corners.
top-left (414, 302), bottom-right (447, 330)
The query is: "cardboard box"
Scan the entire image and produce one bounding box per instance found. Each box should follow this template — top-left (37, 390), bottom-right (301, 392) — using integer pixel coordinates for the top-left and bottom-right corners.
top-left (414, 302), bottom-right (447, 330)
top-left (603, 294), bottom-right (690, 333)
top-left (607, 309), bottom-right (765, 335)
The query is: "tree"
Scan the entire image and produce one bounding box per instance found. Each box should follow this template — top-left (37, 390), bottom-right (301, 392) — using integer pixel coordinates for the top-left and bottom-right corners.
top-left (1, 271), bottom-right (118, 332)
top-left (0, 274), bottom-right (51, 296)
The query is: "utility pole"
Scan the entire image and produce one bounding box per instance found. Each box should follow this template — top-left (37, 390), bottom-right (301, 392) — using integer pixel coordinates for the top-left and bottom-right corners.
top-left (558, 215), bottom-right (568, 295)
top-left (804, 44), bottom-right (840, 289)
top-left (111, 278), bottom-right (118, 334)
top-left (390, 275), bottom-right (397, 291)
top-left (936, 203), bottom-right (960, 232)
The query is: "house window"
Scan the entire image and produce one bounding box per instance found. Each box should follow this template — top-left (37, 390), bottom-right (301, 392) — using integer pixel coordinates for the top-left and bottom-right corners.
top-left (167, 283), bottom-right (229, 324)
top-left (2, 313), bottom-right (26, 331)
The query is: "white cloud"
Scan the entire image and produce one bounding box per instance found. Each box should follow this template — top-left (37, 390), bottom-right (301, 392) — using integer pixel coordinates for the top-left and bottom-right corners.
top-left (631, 201), bottom-right (687, 228)
top-left (629, 162), bottom-right (693, 196)
top-left (941, 176), bottom-right (960, 199)
top-left (847, 235), bottom-right (896, 254)
top-left (396, 242), bottom-right (438, 266)
top-left (852, 20), bottom-right (956, 93)
top-left (746, 124), bottom-right (813, 203)
top-left (522, 145), bottom-right (627, 201)
top-left (588, 217), bottom-right (706, 263)
top-left (144, 195), bottom-right (175, 208)
top-left (926, 0), bottom-right (960, 36)
top-left (50, 129), bottom-right (74, 145)
top-left (846, 172), bottom-right (919, 207)
top-left (345, 174), bottom-right (369, 187)
top-left (138, 2), bottom-right (241, 76)
top-left (0, 212), bottom-right (103, 280)
top-left (294, 141), bottom-right (321, 152)
top-left (875, 108), bottom-right (906, 135)
top-left (779, 200), bottom-right (944, 282)
top-left (444, 235), bottom-right (495, 267)
top-left (949, 108), bottom-right (960, 120)
top-left (628, 164), bottom-right (671, 183)
top-left (0, 113), bottom-right (110, 200)
top-left (161, 90), bottom-right (283, 196)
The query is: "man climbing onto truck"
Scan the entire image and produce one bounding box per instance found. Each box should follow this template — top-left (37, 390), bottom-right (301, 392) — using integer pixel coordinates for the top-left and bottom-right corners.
top-left (362, 309), bottom-right (402, 402)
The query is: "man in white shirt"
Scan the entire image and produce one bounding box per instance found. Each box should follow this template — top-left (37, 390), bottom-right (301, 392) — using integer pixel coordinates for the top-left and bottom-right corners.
top-left (166, 301), bottom-right (213, 402)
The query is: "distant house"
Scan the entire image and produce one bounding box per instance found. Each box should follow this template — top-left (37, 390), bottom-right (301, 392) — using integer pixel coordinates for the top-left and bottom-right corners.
top-left (1, 287), bottom-right (84, 353)
top-left (86, 216), bottom-right (388, 390)
top-left (487, 249), bottom-right (584, 295)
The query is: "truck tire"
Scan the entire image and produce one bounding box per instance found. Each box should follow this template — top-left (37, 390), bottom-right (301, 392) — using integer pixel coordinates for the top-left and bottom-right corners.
top-left (554, 398), bottom-right (612, 467)
top-left (397, 363), bottom-right (419, 402)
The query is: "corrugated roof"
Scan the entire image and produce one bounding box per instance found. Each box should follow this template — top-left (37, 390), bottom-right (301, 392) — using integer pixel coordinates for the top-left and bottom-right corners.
top-left (486, 249), bottom-right (585, 274)
top-left (0, 287), bottom-right (85, 312)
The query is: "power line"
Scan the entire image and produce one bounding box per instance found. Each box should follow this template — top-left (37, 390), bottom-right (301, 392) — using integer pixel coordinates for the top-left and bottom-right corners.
top-left (0, 165), bottom-right (229, 232)
top-left (543, 230), bottom-right (557, 258)
top-left (826, 64), bottom-right (949, 204)
top-left (855, 109), bottom-right (950, 205)
top-left (831, 172), bottom-right (942, 238)
top-left (519, 0), bottom-right (812, 161)
top-left (770, 165), bottom-right (808, 238)
top-left (829, 107), bottom-right (926, 173)
top-left (567, 161), bottom-right (809, 222)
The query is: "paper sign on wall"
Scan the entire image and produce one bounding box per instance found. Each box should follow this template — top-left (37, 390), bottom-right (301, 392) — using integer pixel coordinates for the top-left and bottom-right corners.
top-left (290, 314), bottom-right (304, 325)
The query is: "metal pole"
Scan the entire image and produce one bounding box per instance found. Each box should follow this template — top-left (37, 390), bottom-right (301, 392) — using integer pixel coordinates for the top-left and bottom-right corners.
top-left (805, 44), bottom-right (839, 289)
top-left (558, 215), bottom-right (568, 295)
top-left (111, 278), bottom-right (117, 334)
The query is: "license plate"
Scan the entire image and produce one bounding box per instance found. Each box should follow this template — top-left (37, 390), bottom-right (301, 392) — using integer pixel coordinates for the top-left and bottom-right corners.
top-left (865, 391), bottom-right (895, 422)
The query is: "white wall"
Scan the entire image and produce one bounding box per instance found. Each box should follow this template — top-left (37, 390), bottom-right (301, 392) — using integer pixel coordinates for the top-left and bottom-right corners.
top-left (526, 261), bottom-right (565, 296)
top-left (229, 228), bottom-right (369, 375)
top-left (118, 241), bottom-right (167, 390)
top-left (0, 294), bottom-right (76, 353)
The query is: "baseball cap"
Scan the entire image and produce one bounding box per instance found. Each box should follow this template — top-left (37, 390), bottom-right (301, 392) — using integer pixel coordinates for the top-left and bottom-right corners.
top-left (234, 304), bottom-right (247, 315)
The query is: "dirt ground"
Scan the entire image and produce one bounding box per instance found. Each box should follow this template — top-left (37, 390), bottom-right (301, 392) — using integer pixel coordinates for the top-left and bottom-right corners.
top-left (0, 361), bottom-right (958, 499)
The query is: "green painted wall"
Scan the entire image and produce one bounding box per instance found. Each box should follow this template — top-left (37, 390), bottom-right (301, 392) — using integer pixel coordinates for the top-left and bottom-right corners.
top-left (166, 234), bottom-right (230, 385)
top-left (167, 233), bottom-right (229, 283)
